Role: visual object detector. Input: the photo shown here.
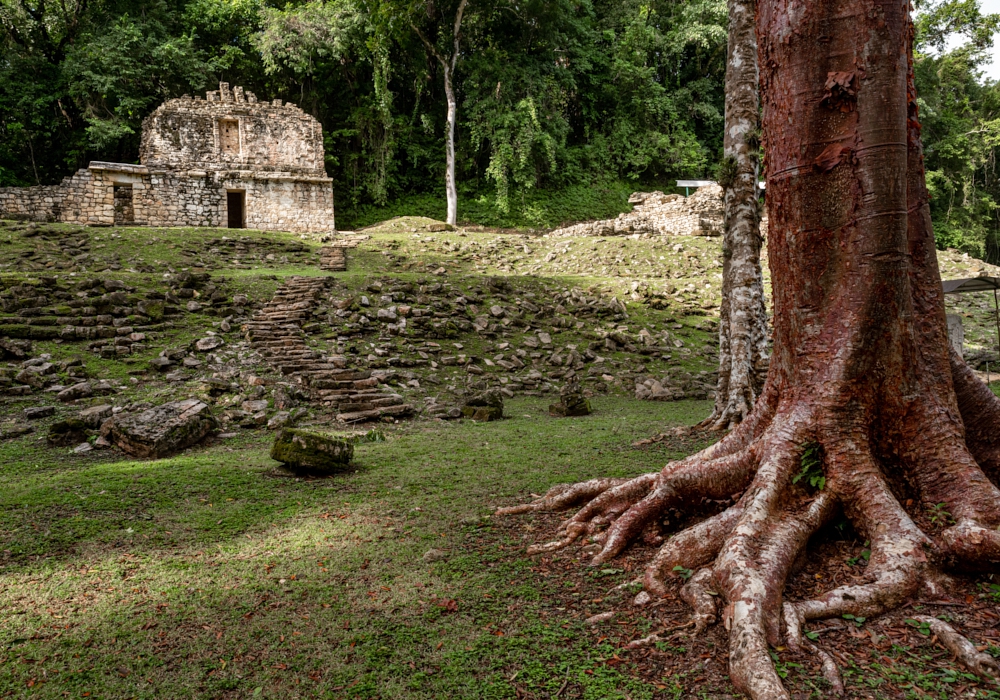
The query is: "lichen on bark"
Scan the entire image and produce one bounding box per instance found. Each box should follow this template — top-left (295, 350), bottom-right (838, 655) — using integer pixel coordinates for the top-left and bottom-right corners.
top-left (703, 0), bottom-right (769, 431)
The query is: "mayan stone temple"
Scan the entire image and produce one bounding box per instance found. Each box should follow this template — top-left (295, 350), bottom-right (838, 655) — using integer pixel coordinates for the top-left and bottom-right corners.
top-left (0, 83), bottom-right (335, 233)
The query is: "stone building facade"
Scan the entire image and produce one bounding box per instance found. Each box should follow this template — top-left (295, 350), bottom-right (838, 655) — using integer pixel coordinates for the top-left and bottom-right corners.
top-left (0, 83), bottom-right (335, 233)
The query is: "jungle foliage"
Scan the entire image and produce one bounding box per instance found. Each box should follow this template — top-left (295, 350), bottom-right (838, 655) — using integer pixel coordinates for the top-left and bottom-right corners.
top-left (0, 0), bottom-right (998, 245)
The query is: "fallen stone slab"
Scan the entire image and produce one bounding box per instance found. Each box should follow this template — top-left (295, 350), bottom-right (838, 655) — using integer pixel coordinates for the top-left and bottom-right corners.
top-left (194, 336), bottom-right (224, 352)
top-left (57, 382), bottom-right (93, 402)
top-left (337, 403), bottom-right (414, 423)
top-left (110, 399), bottom-right (217, 459)
top-left (1, 424), bottom-right (34, 441)
top-left (79, 404), bottom-right (113, 429)
top-left (23, 406), bottom-right (56, 420)
top-left (270, 428), bottom-right (354, 472)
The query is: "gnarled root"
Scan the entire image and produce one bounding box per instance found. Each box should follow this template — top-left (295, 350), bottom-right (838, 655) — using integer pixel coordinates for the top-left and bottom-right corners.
top-left (643, 502), bottom-right (744, 598)
top-left (678, 568), bottom-right (718, 633)
top-left (500, 399), bottom-right (1000, 699)
top-left (814, 647), bottom-right (845, 696)
top-left (912, 615), bottom-right (1000, 681)
top-left (495, 477), bottom-right (630, 516)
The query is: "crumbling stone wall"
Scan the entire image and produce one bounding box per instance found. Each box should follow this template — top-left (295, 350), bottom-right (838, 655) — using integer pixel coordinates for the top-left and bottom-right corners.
top-left (0, 83), bottom-right (335, 233)
top-left (140, 84), bottom-right (326, 177)
top-left (551, 185), bottom-right (725, 237)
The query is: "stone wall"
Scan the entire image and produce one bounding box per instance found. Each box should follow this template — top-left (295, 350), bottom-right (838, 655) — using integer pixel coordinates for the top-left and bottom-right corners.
top-left (0, 166), bottom-right (335, 233)
top-left (1, 84), bottom-right (336, 233)
top-left (238, 176), bottom-right (335, 232)
top-left (140, 83), bottom-right (326, 176)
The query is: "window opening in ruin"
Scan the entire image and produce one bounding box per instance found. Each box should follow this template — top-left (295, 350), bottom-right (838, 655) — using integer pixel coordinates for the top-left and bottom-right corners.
top-left (113, 185), bottom-right (134, 225)
top-left (227, 191), bottom-right (245, 229)
top-left (219, 119), bottom-right (240, 155)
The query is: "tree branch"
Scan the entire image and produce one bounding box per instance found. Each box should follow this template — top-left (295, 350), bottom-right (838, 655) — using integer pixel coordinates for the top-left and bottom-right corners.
top-left (411, 21), bottom-right (447, 69)
top-left (450, 0), bottom-right (468, 73)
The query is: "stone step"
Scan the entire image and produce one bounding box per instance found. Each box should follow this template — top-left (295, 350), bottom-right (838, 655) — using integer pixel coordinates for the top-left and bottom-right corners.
top-left (337, 403), bottom-right (413, 423)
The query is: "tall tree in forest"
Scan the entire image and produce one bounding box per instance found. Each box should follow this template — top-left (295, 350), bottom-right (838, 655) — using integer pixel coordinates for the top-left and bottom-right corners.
top-left (700, 0), bottom-right (768, 431)
top-left (411, 0), bottom-right (469, 226)
top-left (499, 0), bottom-right (1000, 696)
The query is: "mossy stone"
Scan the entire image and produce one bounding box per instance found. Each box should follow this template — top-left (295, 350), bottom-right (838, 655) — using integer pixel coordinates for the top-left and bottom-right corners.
top-left (461, 406), bottom-right (503, 422)
top-left (271, 428), bottom-right (354, 472)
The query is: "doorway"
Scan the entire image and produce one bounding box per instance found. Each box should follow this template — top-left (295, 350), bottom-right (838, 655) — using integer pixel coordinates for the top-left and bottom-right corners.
top-left (113, 185), bottom-right (134, 225)
top-left (227, 191), bottom-right (245, 229)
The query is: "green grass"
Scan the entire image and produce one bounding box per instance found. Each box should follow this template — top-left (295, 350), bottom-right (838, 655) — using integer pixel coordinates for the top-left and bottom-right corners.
top-left (337, 181), bottom-right (644, 231)
top-left (0, 397), bottom-right (715, 699)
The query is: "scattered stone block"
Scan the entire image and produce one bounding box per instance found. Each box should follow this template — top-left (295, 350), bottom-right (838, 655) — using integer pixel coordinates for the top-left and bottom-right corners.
top-left (48, 419), bottom-right (89, 446)
top-left (57, 382), bottom-right (93, 402)
top-left (23, 406), bottom-right (55, 420)
top-left (1, 424), bottom-right (34, 440)
top-left (73, 442), bottom-right (93, 454)
top-left (79, 404), bottom-right (113, 429)
top-left (461, 388), bottom-right (503, 421)
top-left (111, 399), bottom-right (217, 459)
top-left (149, 356), bottom-right (174, 372)
top-left (195, 336), bottom-right (224, 352)
top-left (270, 428), bottom-right (353, 472)
top-left (550, 383), bottom-right (592, 417)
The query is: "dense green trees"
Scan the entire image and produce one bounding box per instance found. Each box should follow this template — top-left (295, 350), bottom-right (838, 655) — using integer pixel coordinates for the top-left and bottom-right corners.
top-left (1, 0), bottom-right (997, 248)
top-left (914, 0), bottom-right (1000, 260)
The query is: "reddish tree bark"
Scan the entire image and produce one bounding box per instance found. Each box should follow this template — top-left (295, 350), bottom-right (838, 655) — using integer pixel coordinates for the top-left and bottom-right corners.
top-left (498, 1), bottom-right (1000, 696)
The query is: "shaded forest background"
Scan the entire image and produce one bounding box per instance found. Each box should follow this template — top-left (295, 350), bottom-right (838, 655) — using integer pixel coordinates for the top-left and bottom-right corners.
top-left (1, 0), bottom-right (998, 256)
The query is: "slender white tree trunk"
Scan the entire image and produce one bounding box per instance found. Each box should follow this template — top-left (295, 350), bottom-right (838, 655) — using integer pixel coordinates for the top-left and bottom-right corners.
top-left (413, 0), bottom-right (467, 228)
top-left (702, 0), bottom-right (769, 431)
top-left (443, 68), bottom-right (458, 226)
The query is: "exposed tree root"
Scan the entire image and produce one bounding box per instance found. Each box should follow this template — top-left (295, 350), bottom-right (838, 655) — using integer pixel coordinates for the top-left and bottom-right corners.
top-left (678, 568), bottom-right (718, 633)
top-left (912, 615), bottom-right (1000, 681)
top-left (497, 402), bottom-right (1000, 699)
top-left (643, 502), bottom-right (743, 598)
top-left (814, 647), bottom-right (845, 696)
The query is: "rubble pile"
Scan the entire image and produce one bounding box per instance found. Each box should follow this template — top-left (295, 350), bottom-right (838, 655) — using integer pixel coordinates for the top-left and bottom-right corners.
top-left (551, 185), bottom-right (726, 238)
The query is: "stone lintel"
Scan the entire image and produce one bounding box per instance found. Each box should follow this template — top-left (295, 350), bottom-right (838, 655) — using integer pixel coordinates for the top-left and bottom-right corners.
top-left (88, 162), bottom-right (149, 175)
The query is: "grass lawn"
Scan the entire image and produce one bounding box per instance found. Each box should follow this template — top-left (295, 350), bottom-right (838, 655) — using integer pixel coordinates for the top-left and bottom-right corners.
top-left (0, 397), bottom-right (724, 699)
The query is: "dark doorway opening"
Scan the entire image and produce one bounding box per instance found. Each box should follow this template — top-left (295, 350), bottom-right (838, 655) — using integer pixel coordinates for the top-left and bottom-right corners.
top-left (113, 185), bottom-right (134, 225)
top-left (227, 191), bottom-right (245, 229)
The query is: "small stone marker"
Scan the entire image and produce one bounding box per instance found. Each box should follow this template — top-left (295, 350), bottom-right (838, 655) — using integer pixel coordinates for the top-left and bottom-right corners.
top-left (270, 428), bottom-right (353, 473)
top-left (549, 382), bottom-right (592, 417)
top-left (461, 388), bottom-right (503, 421)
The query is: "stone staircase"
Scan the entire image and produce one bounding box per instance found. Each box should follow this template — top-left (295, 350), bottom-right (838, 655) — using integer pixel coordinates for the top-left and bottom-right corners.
top-left (319, 246), bottom-right (347, 272)
top-left (244, 276), bottom-right (413, 422)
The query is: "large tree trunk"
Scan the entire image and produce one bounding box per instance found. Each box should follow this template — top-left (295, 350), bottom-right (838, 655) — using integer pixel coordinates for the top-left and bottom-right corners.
top-left (498, 0), bottom-right (1000, 697)
top-left (443, 67), bottom-right (458, 227)
top-left (703, 0), bottom-right (769, 431)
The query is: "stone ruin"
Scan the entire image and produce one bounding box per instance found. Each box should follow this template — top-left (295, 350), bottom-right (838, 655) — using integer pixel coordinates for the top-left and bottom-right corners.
top-left (549, 184), bottom-right (769, 239)
top-left (0, 83), bottom-right (335, 233)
